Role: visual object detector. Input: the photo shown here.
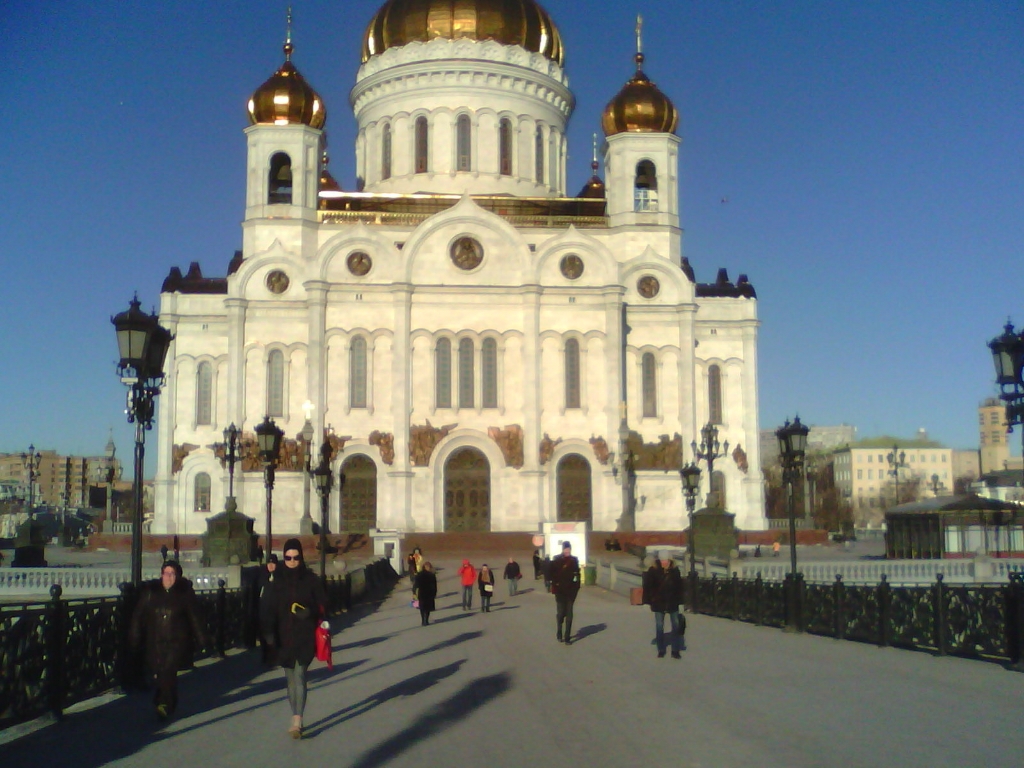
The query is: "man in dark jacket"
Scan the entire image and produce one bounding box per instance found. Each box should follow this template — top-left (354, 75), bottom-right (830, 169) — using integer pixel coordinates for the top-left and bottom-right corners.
top-left (503, 557), bottom-right (522, 596)
top-left (549, 541), bottom-right (581, 644)
top-left (642, 551), bottom-right (686, 658)
top-left (129, 561), bottom-right (208, 719)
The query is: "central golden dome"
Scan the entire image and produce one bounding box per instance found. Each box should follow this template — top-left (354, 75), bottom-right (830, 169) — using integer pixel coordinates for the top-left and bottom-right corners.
top-left (362, 0), bottom-right (564, 66)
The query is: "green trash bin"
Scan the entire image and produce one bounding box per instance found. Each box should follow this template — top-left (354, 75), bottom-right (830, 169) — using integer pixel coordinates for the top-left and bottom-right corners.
top-left (583, 565), bottom-right (597, 585)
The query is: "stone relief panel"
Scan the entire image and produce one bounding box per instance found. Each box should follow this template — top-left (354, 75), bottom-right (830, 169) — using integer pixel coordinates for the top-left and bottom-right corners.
top-left (589, 436), bottom-right (611, 465)
top-left (171, 444), bottom-right (198, 474)
top-left (488, 424), bottom-right (524, 468)
top-left (732, 444), bottom-right (749, 474)
top-left (539, 433), bottom-right (563, 465)
top-left (369, 431), bottom-right (395, 465)
top-left (623, 432), bottom-right (682, 471)
top-left (410, 420), bottom-right (457, 467)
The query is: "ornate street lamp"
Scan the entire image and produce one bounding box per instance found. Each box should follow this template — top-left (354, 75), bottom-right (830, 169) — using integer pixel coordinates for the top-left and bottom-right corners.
top-left (313, 443), bottom-right (333, 583)
top-left (930, 473), bottom-right (944, 497)
top-left (222, 423), bottom-right (240, 500)
top-left (297, 418), bottom-right (315, 534)
top-left (989, 321), bottom-right (1024, 491)
top-left (679, 462), bottom-right (701, 583)
top-left (254, 415), bottom-right (284, 558)
top-left (776, 415), bottom-right (809, 632)
top-left (692, 422), bottom-right (728, 508)
top-left (21, 444), bottom-right (42, 517)
top-left (887, 445), bottom-right (907, 506)
top-left (112, 297), bottom-right (173, 586)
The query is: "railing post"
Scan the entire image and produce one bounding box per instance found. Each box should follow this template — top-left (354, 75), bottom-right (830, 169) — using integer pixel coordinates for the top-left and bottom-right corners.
top-left (934, 574), bottom-right (947, 657)
top-left (216, 579), bottom-right (227, 657)
top-left (688, 570), bottom-right (699, 614)
top-left (784, 572), bottom-right (804, 633)
top-left (1008, 573), bottom-right (1024, 672)
top-left (118, 581), bottom-right (142, 691)
top-left (242, 581), bottom-right (257, 648)
top-left (755, 572), bottom-right (764, 626)
top-left (47, 584), bottom-right (66, 720)
top-left (731, 573), bottom-right (740, 620)
top-left (834, 575), bottom-right (845, 640)
top-left (878, 575), bottom-right (891, 648)
top-left (710, 574), bottom-right (719, 616)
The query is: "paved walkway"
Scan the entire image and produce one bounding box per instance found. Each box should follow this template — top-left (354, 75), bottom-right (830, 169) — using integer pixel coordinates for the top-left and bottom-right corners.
top-left (3, 556), bottom-right (1022, 767)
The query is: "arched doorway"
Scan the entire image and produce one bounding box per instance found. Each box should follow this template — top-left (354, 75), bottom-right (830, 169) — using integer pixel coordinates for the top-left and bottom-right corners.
top-left (341, 455), bottom-right (377, 533)
top-left (444, 448), bottom-right (491, 532)
top-left (556, 453), bottom-right (592, 522)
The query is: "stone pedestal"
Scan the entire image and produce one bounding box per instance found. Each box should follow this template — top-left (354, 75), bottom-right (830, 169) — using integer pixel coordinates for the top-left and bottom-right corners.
top-left (201, 499), bottom-right (257, 567)
top-left (689, 507), bottom-right (738, 562)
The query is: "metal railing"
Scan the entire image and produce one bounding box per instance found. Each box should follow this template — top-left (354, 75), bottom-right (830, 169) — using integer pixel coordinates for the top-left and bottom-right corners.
top-left (0, 559), bottom-right (397, 730)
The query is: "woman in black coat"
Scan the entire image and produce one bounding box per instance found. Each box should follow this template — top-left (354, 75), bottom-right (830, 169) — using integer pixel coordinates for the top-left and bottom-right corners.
top-left (477, 564), bottom-right (495, 612)
top-left (414, 561), bottom-right (438, 625)
top-left (129, 561), bottom-right (208, 719)
top-left (261, 538), bottom-right (327, 738)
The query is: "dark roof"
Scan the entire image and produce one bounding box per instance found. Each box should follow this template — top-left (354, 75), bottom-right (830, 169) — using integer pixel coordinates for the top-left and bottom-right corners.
top-left (886, 494), bottom-right (1020, 515)
top-left (979, 470), bottom-right (1024, 487)
top-left (695, 268), bottom-right (756, 299)
top-left (161, 261), bottom-right (228, 294)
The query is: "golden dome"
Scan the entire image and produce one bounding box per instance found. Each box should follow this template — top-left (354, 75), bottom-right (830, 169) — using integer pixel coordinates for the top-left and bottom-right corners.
top-left (601, 53), bottom-right (678, 136)
top-left (362, 0), bottom-right (564, 66)
top-left (248, 41), bottom-right (326, 129)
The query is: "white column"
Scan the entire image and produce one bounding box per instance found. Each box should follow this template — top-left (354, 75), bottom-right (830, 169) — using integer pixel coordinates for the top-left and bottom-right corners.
top-left (154, 313), bottom-right (179, 534)
top-left (306, 283), bottom-right (328, 440)
top-left (521, 288), bottom-right (543, 524)
top-left (390, 285), bottom-right (414, 529)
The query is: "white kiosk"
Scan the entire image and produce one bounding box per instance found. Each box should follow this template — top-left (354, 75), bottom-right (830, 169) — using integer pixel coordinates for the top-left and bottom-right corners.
top-left (540, 521), bottom-right (588, 567)
top-left (369, 528), bottom-right (405, 573)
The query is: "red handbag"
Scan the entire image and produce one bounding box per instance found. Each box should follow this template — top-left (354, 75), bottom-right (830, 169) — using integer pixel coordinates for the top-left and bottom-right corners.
top-left (315, 623), bottom-right (333, 670)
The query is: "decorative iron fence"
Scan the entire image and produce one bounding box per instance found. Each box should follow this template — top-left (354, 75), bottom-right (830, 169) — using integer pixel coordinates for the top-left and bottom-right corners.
top-left (0, 559), bottom-right (397, 730)
top-left (685, 571), bottom-right (1024, 670)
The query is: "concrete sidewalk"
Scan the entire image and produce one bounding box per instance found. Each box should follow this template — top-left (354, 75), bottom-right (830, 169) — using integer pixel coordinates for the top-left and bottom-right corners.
top-left (3, 556), bottom-right (1022, 767)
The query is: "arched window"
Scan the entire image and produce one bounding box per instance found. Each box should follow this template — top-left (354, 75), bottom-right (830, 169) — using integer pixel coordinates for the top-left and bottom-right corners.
top-left (435, 338), bottom-right (452, 408)
top-left (499, 118), bottom-right (513, 176)
top-left (381, 124), bottom-right (392, 180)
top-left (565, 338), bottom-right (580, 409)
top-left (710, 470), bottom-right (726, 510)
top-left (268, 152), bottom-right (293, 204)
top-left (415, 116), bottom-right (429, 173)
top-left (194, 473), bottom-right (211, 513)
top-left (456, 114), bottom-right (472, 172)
top-left (459, 338), bottom-right (475, 409)
top-left (634, 160), bottom-right (658, 212)
top-left (482, 338), bottom-right (498, 408)
top-left (196, 361), bottom-right (213, 426)
top-left (267, 349), bottom-right (285, 417)
top-left (708, 364), bottom-right (722, 424)
top-left (350, 336), bottom-right (367, 408)
top-left (534, 126), bottom-right (544, 183)
top-left (642, 353), bottom-right (657, 418)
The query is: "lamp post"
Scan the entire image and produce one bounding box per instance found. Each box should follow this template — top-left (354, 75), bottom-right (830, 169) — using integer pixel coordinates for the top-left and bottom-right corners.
top-left (692, 422), bottom-right (729, 508)
top-left (776, 415), bottom-right (809, 632)
top-left (298, 419), bottom-right (315, 535)
top-left (313, 442), bottom-right (333, 583)
top-left (255, 415), bottom-right (284, 558)
top-left (930, 473), bottom-right (944, 497)
top-left (222, 423), bottom-right (240, 501)
top-left (989, 320), bottom-right (1024, 492)
top-left (887, 445), bottom-right (907, 506)
top-left (680, 462), bottom-right (701, 606)
top-left (21, 445), bottom-right (42, 517)
top-left (112, 297), bottom-right (173, 586)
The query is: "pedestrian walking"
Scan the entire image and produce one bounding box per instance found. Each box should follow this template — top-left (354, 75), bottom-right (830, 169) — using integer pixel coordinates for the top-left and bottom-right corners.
top-left (414, 562), bottom-right (437, 625)
top-left (772, 540), bottom-right (781, 557)
top-left (504, 557), bottom-right (522, 596)
top-left (459, 558), bottom-right (477, 610)
top-left (128, 561), bottom-right (208, 720)
top-left (260, 538), bottom-right (327, 739)
top-left (542, 554), bottom-right (552, 592)
top-left (550, 542), bottom-right (581, 644)
top-left (642, 551), bottom-right (686, 658)
top-left (532, 549), bottom-right (542, 580)
top-left (478, 564), bottom-right (495, 612)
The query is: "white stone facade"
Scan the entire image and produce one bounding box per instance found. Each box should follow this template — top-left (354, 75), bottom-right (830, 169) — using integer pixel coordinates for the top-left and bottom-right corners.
top-left (152, 26), bottom-right (765, 537)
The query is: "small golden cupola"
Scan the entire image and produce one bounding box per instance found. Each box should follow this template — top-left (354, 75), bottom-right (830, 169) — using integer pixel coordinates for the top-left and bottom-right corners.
top-left (601, 17), bottom-right (678, 136)
top-left (248, 15), bottom-right (326, 129)
top-left (362, 0), bottom-right (564, 66)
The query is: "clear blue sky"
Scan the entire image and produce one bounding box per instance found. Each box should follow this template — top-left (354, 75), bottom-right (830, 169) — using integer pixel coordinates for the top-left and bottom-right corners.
top-left (3, 0), bottom-right (1022, 463)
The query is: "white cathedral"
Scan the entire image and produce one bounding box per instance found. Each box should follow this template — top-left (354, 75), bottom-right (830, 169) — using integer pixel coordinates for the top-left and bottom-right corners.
top-left (152, 0), bottom-right (766, 538)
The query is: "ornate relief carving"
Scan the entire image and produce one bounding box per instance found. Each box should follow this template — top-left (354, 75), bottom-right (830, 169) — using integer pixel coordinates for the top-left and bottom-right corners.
top-left (540, 433), bottom-right (562, 465)
top-left (488, 424), bottom-right (524, 469)
top-left (171, 444), bottom-right (198, 474)
top-left (213, 436), bottom-right (304, 473)
top-left (410, 420), bottom-right (457, 467)
top-left (369, 431), bottom-right (395, 465)
top-left (732, 444), bottom-right (749, 474)
top-left (324, 433), bottom-right (350, 460)
top-left (589, 436), bottom-right (610, 465)
top-left (622, 432), bottom-right (682, 471)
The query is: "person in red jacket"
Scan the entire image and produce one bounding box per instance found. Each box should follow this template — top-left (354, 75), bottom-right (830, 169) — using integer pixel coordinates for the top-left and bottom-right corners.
top-left (458, 559), bottom-right (477, 611)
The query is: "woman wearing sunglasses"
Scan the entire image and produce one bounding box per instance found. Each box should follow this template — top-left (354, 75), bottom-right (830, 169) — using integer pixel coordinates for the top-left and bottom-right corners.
top-left (260, 538), bottom-right (327, 738)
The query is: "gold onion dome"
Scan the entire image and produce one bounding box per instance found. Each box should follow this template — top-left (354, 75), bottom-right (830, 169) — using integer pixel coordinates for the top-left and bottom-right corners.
top-left (601, 52), bottom-right (678, 136)
top-left (362, 0), bottom-right (564, 66)
top-left (248, 39), bottom-right (326, 129)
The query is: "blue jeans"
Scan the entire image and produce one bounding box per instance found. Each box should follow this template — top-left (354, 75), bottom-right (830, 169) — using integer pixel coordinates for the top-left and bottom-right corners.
top-left (462, 585), bottom-right (473, 610)
top-left (507, 578), bottom-right (518, 596)
top-left (654, 611), bottom-right (683, 655)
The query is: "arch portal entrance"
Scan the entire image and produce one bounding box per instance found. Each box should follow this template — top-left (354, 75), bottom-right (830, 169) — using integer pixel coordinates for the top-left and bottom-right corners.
top-left (341, 455), bottom-right (377, 533)
top-left (556, 453), bottom-right (592, 522)
top-left (444, 448), bottom-right (491, 532)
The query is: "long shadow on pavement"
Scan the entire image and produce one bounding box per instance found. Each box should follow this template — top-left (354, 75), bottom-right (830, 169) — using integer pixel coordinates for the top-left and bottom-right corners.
top-left (303, 660), bottom-right (466, 738)
top-left (347, 672), bottom-right (513, 768)
top-left (574, 623), bottom-right (607, 641)
top-left (329, 631), bottom-right (483, 685)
